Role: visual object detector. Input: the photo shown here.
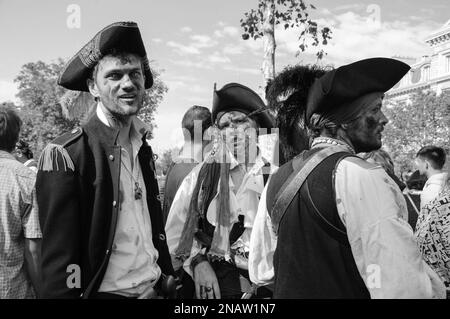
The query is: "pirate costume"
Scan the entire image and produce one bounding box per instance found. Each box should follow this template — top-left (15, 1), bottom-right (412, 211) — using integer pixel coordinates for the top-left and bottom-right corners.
top-left (36, 22), bottom-right (174, 299)
top-left (251, 58), bottom-right (446, 298)
top-left (165, 83), bottom-right (277, 298)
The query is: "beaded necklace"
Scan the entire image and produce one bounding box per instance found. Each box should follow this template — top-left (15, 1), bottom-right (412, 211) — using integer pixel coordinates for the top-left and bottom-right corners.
top-left (121, 151), bottom-right (143, 200)
top-left (311, 137), bottom-right (355, 153)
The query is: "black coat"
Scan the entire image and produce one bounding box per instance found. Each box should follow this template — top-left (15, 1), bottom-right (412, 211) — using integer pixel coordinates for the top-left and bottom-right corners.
top-left (36, 114), bottom-right (174, 299)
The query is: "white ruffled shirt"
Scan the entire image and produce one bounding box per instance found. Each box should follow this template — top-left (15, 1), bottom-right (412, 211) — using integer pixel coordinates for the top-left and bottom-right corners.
top-left (249, 140), bottom-right (446, 299)
top-left (165, 150), bottom-right (277, 278)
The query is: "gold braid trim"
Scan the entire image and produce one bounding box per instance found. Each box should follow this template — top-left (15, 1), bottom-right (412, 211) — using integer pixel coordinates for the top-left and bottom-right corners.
top-left (38, 143), bottom-right (75, 172)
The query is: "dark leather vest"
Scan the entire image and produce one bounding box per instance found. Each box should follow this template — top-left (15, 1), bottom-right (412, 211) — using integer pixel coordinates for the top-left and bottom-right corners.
top-left (267, 150), bottom-right (370, 299)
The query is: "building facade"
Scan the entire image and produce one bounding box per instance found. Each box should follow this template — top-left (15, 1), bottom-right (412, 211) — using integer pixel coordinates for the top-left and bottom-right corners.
top-left (387, 19), bottom-right (450, 100)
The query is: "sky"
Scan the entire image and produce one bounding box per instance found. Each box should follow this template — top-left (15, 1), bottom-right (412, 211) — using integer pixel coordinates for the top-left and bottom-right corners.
top-left (0, 0), bottom-right (449, 153)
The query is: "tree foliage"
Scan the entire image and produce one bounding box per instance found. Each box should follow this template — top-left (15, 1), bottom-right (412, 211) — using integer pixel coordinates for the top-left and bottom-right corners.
top-left (15, 59), bottom-right (79, 156)
top-left (240, 0), bottom-right (332, 59)
top-left (138, 68), bottom-right (168, 139)
top-left (155, 147), bottom-right (180, 176)
top-left (14, 60), bottom-right (168, 156)
top-left (383, 90), bottom-right (450, 174)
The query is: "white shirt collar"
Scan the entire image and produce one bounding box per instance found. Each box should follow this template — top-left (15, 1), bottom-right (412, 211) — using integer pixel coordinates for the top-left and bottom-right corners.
top-left (96, 102), bottom-right (150, 139)
top-left (426, 172), bottom-right (448, 185)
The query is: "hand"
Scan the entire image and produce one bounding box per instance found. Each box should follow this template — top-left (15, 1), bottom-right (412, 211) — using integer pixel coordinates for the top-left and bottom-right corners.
top-left (137, 286), bottom-right (158, 299)
top-left (193, 260), bottom-right (221, 299)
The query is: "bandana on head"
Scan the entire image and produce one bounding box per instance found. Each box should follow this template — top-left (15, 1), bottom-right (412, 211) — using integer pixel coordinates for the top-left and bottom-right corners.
top-left (311, 92), bottom-right (384, 127)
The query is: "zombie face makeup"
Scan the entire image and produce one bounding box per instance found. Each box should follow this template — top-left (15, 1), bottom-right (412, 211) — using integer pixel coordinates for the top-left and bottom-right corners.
top-left (217, 110), bottom-right (259, 163)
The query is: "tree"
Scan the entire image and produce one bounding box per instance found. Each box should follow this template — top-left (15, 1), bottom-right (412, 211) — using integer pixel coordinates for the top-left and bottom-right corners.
top-left (240, 0), bottom-right (332, 88)
top-left (155, 147), bottom-right (180, 176)
top-left (138, 68), bottom-right (168, 139)
top-left (14, 60), bottom-right (168, 156)
top-left (15, 59), bottom-right (78, 156)
top-left (383, 90), bottom-right (450, 174)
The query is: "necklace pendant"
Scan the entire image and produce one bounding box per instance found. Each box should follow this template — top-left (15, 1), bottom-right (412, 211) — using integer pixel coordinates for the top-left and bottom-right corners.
top-left (134, 182), bottom-right (143, 200)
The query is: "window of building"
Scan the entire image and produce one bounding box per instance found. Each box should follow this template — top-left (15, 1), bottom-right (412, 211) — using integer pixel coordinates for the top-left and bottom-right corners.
top-left (445, 54), bottom-right (450, 73)
top-left (422, 65), bottom-right (430, 81)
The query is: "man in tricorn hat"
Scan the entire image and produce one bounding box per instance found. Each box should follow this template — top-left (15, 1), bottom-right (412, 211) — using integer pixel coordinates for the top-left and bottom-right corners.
top-left (165, 83), bottom-right (277, 299)
top-left (36, 22), bottom-right (174, 299)
top-left (264, 58), bottom-right (445, 298)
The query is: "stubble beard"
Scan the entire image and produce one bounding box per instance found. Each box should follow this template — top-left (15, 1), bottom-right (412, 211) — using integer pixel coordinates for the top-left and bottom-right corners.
top-left (102, 96), bottom-right (144, 128)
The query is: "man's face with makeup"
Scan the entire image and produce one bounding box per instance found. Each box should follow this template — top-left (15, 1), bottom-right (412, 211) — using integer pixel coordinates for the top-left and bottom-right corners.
top-left (217, 110), bottom-right (258, 159)
top-left (88, 53), bottom-right (145, 119)
top-left (345, 96), bottom-right (389, 153)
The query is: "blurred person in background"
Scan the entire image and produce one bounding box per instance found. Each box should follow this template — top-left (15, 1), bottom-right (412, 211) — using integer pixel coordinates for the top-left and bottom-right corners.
top-left (14, 139), bottom-right (38, 173)
top-left (161, 105), bottom-right (212, 299)
top-left (359, 150), bottom-right (420, 229)
top-left (415, 146), bottom-right (448, 210)
top-left (416, 167), bottom-right (450, 298)
top-left (0, 105), bottom-right (41, 298)
top-left (162, 105), bottom-right (212, 225)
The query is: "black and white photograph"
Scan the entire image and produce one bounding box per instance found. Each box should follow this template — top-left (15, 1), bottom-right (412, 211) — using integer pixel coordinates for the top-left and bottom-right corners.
top-left (0, 0), bottom-right (449, 309)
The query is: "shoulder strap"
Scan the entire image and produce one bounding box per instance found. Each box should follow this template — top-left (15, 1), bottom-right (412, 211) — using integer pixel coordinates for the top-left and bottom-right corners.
top-left (405, 192), bottom-right (420, 215)
top-left (52, 127), bottom-right (83, 147)
top-left (269, 146), bottom-right (347, 236)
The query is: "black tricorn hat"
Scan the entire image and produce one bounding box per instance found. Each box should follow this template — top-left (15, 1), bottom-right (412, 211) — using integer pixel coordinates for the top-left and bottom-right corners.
top-left (306, 57), bottom-right (410, 122)
top-left (58, 21), bottom-right (153, 92)
top-left (212, 82), bottom-right (274, 129)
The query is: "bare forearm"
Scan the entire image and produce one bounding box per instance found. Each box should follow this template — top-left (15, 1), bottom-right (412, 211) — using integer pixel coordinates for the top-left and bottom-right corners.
top-left (24, 239), bottom-right (42, 298)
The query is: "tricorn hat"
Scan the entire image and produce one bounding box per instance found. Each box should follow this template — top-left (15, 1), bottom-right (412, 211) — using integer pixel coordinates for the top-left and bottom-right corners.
top-left (58, 21), bottom-right (153, 92)
top-left (306, 57), bottom-right (410, 123)
top-left (212, 82), bottom-right (274, 130)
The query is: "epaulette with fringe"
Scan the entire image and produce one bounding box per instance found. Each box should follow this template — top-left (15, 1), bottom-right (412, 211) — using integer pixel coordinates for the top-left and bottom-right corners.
top-left (38, 127), bottom-right (83, 172)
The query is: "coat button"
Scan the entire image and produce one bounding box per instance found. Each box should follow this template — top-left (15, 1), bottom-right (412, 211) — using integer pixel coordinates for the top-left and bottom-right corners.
top-left (112, 201), bottom-right (117, 207)
top-left (109, 155), bottom-right (114, 161)
top-left (159, 233), bottom-right (166, 241)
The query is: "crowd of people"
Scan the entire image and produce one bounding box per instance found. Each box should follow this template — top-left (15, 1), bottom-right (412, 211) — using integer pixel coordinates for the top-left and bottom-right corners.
top-left (1, 21), bottom-right (449, 299)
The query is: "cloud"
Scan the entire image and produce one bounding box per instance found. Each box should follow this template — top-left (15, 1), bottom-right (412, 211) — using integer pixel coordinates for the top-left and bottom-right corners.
top-left (166, 41), bottom-right (201, 55)
top-left (333, 4), bottom-right (366, 12)
top-left (241, 37), bottom-right (264, 55)
top-left (163, 80), bottom-right (187, 91)
top-left (189, 34), bottom-right (218, 49)
top-left (180, 26), bottom-right (192, 33)
top-left (223, 44), bottom-right (245, 55)
top-left (152, 38), bottom-right (162, 43)
top-left (214, 25), bottom-right (240, 38)
top-left (207, 51), bottom-right (231, 64)
top-left (0, 80), bottom-right (18, 104)
top-left (164, 74), bottom-right (199, 83)
top-left (223, 26), bottom-right (239, 37)
top-left (169, 59), bottom-right (213, 70)
top-left (166, 35), bottom-right (218, 56)
top-left (274, 10), bottom-right (441, 66)
top-left (222, 65), bottom-right (261, 75)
